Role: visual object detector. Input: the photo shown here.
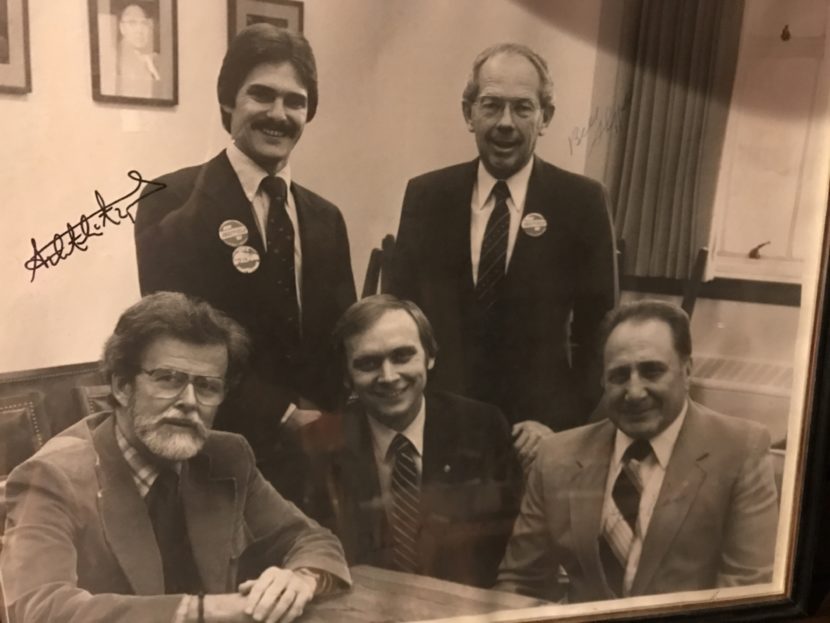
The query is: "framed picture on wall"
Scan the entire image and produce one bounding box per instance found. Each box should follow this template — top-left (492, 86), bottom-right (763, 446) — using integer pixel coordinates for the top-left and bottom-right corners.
top-left (87, 0), bottom-right (178, 106)
top-left (228, 0), bottom-right (303, 43)
top-left (0, 0), bottom-right (31, 94)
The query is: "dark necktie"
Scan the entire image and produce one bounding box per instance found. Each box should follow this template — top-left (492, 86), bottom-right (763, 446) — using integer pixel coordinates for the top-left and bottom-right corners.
top-left (145, 469), bottom-right (201, 594)
top-left (599, 439), bottom-right (652, 596)
top-left (389, 434), bottom-right (421, 573)
top-left (475, 181), bottom-right (511, 311)
top-left (260, 176), bottom-right (300, 342)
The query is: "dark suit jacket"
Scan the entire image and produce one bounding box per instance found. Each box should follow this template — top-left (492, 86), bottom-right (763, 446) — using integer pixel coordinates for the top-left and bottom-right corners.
top-left (134, 152), bottom-right (356, 502)
top-left (392, 158), bottom-right (617, 430)
top-left (496, 402), bottom-right (779, 602)
top-left (310, 391), bottom-right (521, 588)
top-left (0, 413), bottom-right (351, 623)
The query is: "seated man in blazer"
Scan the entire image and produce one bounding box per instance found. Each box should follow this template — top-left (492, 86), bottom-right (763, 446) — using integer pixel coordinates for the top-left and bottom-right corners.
top-left (309, 295), bottom-right (521, 588)
top-left (1, 293), bottom-right (350, 623)
top-left (497, 300), bottom-right (779, 602)
top-left (134, 24), bottom-right (356, 506)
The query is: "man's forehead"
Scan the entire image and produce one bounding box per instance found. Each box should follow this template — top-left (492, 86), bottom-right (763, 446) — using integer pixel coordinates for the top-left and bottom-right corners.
top-left (141, 336), bottom-right (229, 374)
top-left (346, 310), bottom-right (421, 355)
top-left (478, 52), bottom-right (542, 97)
top-left (604, 318), bottom-right (679, 361)
top-left (242, 61), bottom-right (307, 92)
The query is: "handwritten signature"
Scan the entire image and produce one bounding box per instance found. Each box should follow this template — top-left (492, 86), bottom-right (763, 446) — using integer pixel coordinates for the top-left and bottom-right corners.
top-left (24, 170), bottom-right (165, 282)
top-left (568, 90), bottom-right (633, 156)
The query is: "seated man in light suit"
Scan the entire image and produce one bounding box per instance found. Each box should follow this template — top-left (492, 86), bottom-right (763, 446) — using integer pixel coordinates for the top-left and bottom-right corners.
top-left (1, 292), bottom-right (350, 623)
top-left (497, 300), bottom-right (779, 602)
top-left (308, 295), bottom-right (520, 588)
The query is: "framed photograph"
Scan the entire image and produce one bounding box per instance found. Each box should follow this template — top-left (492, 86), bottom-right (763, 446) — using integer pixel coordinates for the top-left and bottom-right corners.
top-left (2, 1), bottom-right (830, 622)
top-left (87, 0), bottom-right (177, 106)
top-left (227, 0), bottom-right (303, 42)
top-left (0, 0), bottom-right (31, 93)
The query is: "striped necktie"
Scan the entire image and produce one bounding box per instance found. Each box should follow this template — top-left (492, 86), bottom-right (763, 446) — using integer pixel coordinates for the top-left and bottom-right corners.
top-left (389, 433), bottom-right (421, 573)
top-left (475, 181), bottom-right (511, 311)
top-left (599, 439), bottom-right (652, 596)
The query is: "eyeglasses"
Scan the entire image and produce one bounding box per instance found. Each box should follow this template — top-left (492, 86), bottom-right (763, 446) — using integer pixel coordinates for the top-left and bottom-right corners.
top-left (139, 368), bottom-right (226, 405)
top-left (474, 96), bottom-right (540, 119)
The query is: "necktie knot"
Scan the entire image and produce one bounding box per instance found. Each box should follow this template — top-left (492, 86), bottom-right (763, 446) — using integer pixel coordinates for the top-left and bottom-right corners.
top-left (260, 176), bottom-right (288, 204)
top-left (491, 180), bottom-right (510, 203)
top-left (623, 439), bottom-right (652, 463)
top-left (390, 433), bottom-right (415, 461)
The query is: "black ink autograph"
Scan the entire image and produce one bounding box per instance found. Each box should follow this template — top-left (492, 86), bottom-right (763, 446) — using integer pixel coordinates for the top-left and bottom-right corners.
top-left (568, 90), bottom-right (633, 156)
top-left (24, 171), bottom-right (165, 282)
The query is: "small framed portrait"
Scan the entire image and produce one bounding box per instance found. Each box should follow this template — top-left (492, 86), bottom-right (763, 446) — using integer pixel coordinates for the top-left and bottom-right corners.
top-left (87, 0), bottom-right (178, 106)
top-left (0, 0), bottom-right (31, 94)
top-left (227, 0), bottom-right (303, 43)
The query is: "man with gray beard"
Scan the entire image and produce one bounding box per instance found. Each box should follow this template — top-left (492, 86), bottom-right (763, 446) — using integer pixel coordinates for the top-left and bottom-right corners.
top-left (0, 292), bottom-right (350, 623)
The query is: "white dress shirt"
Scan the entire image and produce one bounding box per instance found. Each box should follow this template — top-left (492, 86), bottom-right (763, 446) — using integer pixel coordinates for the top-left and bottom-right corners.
top-left (469, 157), bottom-right (534, 283)
top-left (225, 142), bottom-right (303, 309)
top-left (366, 398), bottom-right (426, 516)
top-left (601, 400), bottom-right (689, 595)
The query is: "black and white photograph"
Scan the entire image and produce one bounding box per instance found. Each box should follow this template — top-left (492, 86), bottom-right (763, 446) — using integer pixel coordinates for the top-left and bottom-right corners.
top-left (88, 0), bottom-right (177, 105)
top-left (1, 1), bottom-right (830, 622)
top-left (0, 0), bottom-right (30, 93)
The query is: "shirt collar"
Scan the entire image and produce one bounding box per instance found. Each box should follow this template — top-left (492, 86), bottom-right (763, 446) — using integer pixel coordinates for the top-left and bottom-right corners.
top-left (114, 422), bottom-right (161, 498)
top-left (226, 142), bottom-right (292, 203)
top-left (474, 156), bottom-right (534, 213)
top-left (612, 399), bottom-right (689, 469)
top-left (367, 396), bottom-right (427, 462)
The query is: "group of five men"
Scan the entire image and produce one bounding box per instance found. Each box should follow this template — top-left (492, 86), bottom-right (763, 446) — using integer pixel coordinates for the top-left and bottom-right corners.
top-left (1, 24), bottom-right (778, 623)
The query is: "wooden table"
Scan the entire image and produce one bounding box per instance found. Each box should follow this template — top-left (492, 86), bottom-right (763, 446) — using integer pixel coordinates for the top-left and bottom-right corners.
top-left (304, 565), bottom-right (547, 622)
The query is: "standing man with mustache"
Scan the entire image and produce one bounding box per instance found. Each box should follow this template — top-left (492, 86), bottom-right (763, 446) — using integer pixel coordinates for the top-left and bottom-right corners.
top-left (1, 292), bottom-right (351, 623)
top-left (134, 25), bottom-right (356, 506)
top-left (391, 43), bottom-right (617, 468)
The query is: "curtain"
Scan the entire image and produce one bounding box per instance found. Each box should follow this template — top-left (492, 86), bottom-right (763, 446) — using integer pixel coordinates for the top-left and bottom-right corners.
top-left (604, 0), bottom-right (744, 278)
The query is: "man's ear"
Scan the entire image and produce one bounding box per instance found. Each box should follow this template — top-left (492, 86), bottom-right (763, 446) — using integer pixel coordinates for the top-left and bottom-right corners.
top-left (111, 374), bottom-right (132, 408)
top-left (220, 103), bottom-right (233, 116)
top-left (427, 356), bottom-right (436, 371)
top-left (683, 357), bottom-right (693, 391)
top-left (462, 101), bottom-right (474, 132)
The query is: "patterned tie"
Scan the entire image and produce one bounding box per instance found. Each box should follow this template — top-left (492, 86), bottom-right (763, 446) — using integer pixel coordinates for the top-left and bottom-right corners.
top-left (145, 469), bottom-right (202, 594)
top-left (389, 434), bottom-right (421, 573)
top-left (475, 181), bottom-right (511, 311)
top-left (260, 176), bottom-right (300, 342)
top-left (599, 439), bottom-right (652, 596)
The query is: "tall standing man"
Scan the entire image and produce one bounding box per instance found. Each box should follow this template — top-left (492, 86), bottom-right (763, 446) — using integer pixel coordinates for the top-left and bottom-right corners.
top-left (392, 43), bottom-right (618, 466)
top-left (135, 25), bottom-right (356, 503)
top-left (1, 293), bottom-right (351, 623)
top-left (496, 300), bottom-right (779, 602)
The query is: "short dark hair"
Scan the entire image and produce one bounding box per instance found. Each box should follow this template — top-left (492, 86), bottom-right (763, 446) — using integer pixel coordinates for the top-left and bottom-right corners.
top-left (332, 294), bottom-right (439, 372)
top-left (217, 24), bottom-right (319, 132)
top-left (102, 292), bottom-right (251, 387)
top-left (462, 43), bottom-right (555, 121)
top-left (599, 300), bottom-right (692, 362)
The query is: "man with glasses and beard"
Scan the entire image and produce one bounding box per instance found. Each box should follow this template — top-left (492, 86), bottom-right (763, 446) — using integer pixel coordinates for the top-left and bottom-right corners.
top-left (0, 293), bottom-right (351, 623)
top-left (134, 24), bottom-right (356, 507)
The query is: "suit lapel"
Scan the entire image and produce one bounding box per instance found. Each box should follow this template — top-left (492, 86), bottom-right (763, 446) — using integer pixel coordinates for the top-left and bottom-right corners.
top-left (181, 451), bottom-right (238, 593)
top-left (631, 405), bottom-right (708, 594)
top-left (196, 152), bottom-right (265, 253)
top-left (506, 157), bottom-right (552, 283)
top-left (570, 422), bottom-right (615, 597)
top-left (93, 417), bottom-right (165, 595)
top-left (443, 161), bottom-right (477, 297)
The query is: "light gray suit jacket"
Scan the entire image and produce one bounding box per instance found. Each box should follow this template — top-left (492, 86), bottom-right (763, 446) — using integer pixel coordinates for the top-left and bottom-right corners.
top-left (496, 402), bottom-right (779, 602)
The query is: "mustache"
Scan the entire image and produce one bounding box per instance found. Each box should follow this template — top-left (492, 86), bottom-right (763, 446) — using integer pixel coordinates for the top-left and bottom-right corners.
top-left (253, 118), bottom-right (298, 137)
top-left (158, 414), bottom-right (209, 438)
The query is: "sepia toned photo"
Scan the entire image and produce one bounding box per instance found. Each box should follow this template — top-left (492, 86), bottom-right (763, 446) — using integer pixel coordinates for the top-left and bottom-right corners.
top-left (88, 0), bottom-right (178, 105)
top-left (1, 1), bottom-right (829, 622)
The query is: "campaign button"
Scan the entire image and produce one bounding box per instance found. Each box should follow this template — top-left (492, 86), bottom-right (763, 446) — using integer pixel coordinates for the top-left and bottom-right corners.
top-left (219, 219), bottom-right (249, 247)
top-left (521, 212), bottom-right (547, 237)
top-left (232, 245), bottom-right (260, 273)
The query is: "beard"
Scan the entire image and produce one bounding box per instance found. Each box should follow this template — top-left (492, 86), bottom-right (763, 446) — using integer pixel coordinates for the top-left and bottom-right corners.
top-left (129, 399), bottom-right (209, 462)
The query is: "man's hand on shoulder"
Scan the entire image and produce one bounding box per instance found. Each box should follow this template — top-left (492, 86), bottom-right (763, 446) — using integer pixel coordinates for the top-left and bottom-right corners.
top-left (238, 566), bottom-right (317, 623)
top-left (512, 420), bottom-right (555, 471)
